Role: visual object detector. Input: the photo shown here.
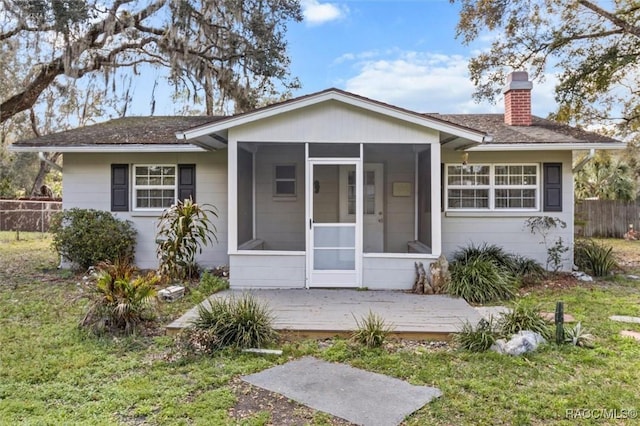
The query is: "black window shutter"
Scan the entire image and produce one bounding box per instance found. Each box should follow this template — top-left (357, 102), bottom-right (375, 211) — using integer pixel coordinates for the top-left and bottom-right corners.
top-left (111, 164), bottom-right (129, 212)
top-left (178, 164), bottom-right (196, 202)
top-left (543, 163), bottom-right (562, 212)
top-left (440, 163), bottom-right (445, 212)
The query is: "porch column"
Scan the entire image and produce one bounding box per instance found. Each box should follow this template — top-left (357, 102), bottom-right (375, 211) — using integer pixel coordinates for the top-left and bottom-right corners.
top-left (228, 138), bottom-right (238, 254)
top-left (430, 142), bottom-right (442, 256)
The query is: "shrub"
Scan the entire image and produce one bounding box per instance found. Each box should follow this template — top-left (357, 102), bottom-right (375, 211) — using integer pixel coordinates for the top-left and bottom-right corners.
top-left (451, 243), bottom-right (517, 272)
top-left (192, 293), bottom-right (277, 349)
top-left (351, 311), bottom-right (393, 348)
top-left (454, 318), bottom-right (497, 352)
top-left (50, 208), bottom-right (137, 269)
top-left (447, 256), bottom-right (518, 303)
top-left (512, 255), bottom-right (546, 286)
top-left (156, 198), bottom-right (218, 281)
top-left (498, 300), bottom-right (552, 340)
top-left (574, 239), bottom-right (616, 277)
top-left (190, 270), bottom-right (229, 304)
top-left (78, 260), bottom-right (159, 335)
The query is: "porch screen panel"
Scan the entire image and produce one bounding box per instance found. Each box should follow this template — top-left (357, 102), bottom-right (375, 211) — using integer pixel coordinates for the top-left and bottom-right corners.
top-left (313, 225), bottom-right (355, 270)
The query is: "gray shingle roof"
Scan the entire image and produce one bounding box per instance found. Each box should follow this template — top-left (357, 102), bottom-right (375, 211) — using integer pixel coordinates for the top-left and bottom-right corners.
top-left (12, 116), bottom-right (224, 147)
top-left (426, 114), bottom-right (620, 144)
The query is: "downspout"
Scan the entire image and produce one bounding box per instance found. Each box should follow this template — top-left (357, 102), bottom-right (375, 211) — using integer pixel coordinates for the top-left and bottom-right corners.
top-left (38, 152), bottom-right (62, 172)
top-left (572, 149), bottom-right (595, 173)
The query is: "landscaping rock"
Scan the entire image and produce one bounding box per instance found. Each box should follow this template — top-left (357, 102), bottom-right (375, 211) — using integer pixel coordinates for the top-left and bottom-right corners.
top-left (620, 330), bottom-right (640, 342)
top-left (158, 285), bottom-right (185, 302)
top-left (540, 312), bottom-right (576, 323)
top-left (571, 271), bottom-right (593, 282)
top-left (625, 274), bottom-right (640, 280)
top-left (491, 331), bottom-right (546, 356)
top-left (609, 315), bottom-right (640, 324)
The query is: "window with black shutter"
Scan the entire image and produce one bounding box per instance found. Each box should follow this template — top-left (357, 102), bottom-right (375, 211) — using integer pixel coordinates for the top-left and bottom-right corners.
top-left (543, 163), bottom-right (562, 212)
top-left (178, 164), bottom-right (196, 202)
top-left (111, 164), bottom-right (129, 211)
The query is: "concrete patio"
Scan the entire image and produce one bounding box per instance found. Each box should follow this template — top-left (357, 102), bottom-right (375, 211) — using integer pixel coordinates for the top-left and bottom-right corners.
top-left (166, 289), bottom-right (482, 340)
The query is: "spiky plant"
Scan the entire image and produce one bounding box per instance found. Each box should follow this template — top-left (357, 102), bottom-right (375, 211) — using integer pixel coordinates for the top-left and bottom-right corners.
top-left (574, 239), bottom-right (617, 277)
top-left (446, 256), bottom-right (518, 303)
top-left (498, 300), bottom-right (552, 340)
top-left (193, 293), bottom-right (277, 349)
top-left (351, 311), bottom-right (394, 348)
top-left (565, 322), bottom-right (595, 348)
top-left (454, 318), bottom-right (497, 352)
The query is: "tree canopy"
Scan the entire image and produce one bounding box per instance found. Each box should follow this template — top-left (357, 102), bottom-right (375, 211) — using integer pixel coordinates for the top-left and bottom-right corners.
top-left (0, 0), bottom-right (303, 122)
top-left (454, 0), bottom-right (640, 131)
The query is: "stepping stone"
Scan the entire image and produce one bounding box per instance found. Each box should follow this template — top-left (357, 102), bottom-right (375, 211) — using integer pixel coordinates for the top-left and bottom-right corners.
top-left (609, 315), bottom-right (640, 324)
top-left (242, 356), bottom-right (442, 426)
top-left (540, 312), bottom-right (576, 323)
top-left (620, 330), bottom-right (640, 342)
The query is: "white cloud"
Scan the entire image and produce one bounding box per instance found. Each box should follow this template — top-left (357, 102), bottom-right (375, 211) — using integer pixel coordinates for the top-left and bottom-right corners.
top-left (342, 51), bottom-right (559, 116)
top-left (301, 0), bottom-right (347, 26)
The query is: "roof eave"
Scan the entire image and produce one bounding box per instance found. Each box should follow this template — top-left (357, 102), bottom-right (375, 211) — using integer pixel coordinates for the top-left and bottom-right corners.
top-left (9, 144), bottom-right (208, 153)
top-left (466, 142), bottom-right (627, 151)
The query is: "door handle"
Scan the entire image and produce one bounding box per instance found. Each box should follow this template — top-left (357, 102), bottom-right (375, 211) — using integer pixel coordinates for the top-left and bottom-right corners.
top-left (309, 218), bottom-right (312, 229)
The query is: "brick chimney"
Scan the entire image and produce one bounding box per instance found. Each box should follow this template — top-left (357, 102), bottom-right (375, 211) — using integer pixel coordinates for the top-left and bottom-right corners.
top-left (503, 71), bottom-right (533, 126)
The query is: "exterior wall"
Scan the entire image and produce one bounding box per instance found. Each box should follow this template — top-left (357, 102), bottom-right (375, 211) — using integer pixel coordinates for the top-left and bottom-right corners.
top-left (230, 101), bottom-right (439, 144)
top-left (441, 150), bottom-right (574, 270)
top-left (254, 144), bottom-right (306, 250)
top-left (363, 256), bottom-right (436, 290)
top-left (229, 253), bottom-right (306, 288)
top-left (62, 151), bottom-right (228, 269)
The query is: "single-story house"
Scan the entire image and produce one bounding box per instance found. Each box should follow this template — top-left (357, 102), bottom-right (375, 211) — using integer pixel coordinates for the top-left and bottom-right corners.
top-left (11, 72), bottom-right (624, 289)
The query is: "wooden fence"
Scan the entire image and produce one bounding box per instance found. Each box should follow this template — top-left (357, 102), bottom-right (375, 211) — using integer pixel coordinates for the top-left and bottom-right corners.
top-left (575, 199), bottom-right (640, 238)
top-left (0, 199), bottom-right (62, 233)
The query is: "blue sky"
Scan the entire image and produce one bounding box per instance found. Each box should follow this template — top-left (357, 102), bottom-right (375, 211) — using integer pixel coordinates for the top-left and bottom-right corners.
top-left (131, 0), bottom-right (558, 118)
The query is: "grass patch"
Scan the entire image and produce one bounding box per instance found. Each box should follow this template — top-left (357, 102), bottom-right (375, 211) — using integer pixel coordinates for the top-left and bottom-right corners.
top-left (1, 232), bottom-right (639, 425)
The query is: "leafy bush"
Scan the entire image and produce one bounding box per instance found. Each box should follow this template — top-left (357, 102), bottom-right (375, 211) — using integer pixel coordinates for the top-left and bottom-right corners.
top-left (156, 198), bottom-right (218, 281)
top-left (451, 243), bottom-right (517, 271)
top-left (512, 255), bottom-right (546, 286)
top-left (351, 311), bottom-right (393, 348)
top-left (498, 300), bottom-right (552, 340)
top-left (454, 318), bottom-right (497, 352)
top-left (192, 293), bottom-right (277, 349)
top-left (78, 260), bottom-right (159, 335)
top-left (574, 239), bottom-right (616, 277)
top-left (50, 208), bottom-right (137, 269)
top-left (175, 328), bottom-right (221, 355)
top-left (447, 256), bottom-right (518, 303)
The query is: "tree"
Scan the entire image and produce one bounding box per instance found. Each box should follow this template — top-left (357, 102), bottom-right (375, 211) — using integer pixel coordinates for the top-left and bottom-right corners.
top-left (453, 0), bottom-right (640, 131)
top-left (575, 151), bottom-right (637, 200)
top-left (0, 0), bottom-right (302, 123)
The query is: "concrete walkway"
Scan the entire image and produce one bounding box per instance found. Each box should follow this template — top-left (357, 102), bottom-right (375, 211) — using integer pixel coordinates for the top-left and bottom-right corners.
top-left (242, 356), bottom-right (442, 426)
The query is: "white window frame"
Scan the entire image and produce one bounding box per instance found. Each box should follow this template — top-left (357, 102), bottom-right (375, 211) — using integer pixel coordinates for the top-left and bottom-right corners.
top-left (445, 163), bottom-right (540, 211)
top-left (273, 164), bottom-right (297, 198)
top-left (132, 164), bottom-right (177, 211)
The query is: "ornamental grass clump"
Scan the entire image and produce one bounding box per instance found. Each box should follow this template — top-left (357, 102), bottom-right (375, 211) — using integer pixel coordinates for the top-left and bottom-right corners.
top-left (498, 300), bottom-right (552, 340)
top-left (574, 239), bottom-right (617, 277)
top-left (445, 243), bottom-right (542, 303)
top-left (351, 311), bottom-right (394, 348)
top-left (192, 293), bottom-right (277, 350)
top-left (454, 318), bottom-right (497, 352)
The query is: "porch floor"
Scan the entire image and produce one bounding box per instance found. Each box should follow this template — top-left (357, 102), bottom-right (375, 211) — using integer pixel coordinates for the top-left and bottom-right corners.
top-left (166, 290), bottom-right (482, 340)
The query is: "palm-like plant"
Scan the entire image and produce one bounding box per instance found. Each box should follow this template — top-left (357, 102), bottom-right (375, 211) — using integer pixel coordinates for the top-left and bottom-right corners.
top-left (156, 197), bottom-right (218, 281)
top-left (575, 152), bottom-right (637, 201)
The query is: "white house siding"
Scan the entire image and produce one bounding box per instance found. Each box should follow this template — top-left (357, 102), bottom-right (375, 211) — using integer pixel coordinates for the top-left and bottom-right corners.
top-left (62, 151), bottom-right (228, 269)
top-left (441, 150), bottom-right (574, 270)
top-left (363, 256), bottom-right (436, 290)
top-left (229, 253), bottom-right (305, 288)
top-left (229, 101), bottom-right (439, 144)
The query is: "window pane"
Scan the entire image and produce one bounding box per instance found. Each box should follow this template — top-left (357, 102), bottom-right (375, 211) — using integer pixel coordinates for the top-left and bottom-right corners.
top-left (495, 189), bottom-right (537, 209)
top-left (314, 248), bottom-right (355, 270)
top-left (448, 189), bottom-right (489, 209)
top-left (314, 226), bottom-right (355, 248)
top-left (276, 181), bottom-right (295, 195)
top-left (275, 165), bottom-right (296, 179)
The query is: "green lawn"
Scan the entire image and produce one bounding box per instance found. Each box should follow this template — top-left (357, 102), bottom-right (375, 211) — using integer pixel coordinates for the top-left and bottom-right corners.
top-left (1, 232), bottom-right (639, 425)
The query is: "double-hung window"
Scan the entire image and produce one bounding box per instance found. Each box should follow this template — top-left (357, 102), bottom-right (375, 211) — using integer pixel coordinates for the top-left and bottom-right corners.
top-left (134, 165), bottom-right (177, 209)
top-left (446, 164), bottom-right (539, 211)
